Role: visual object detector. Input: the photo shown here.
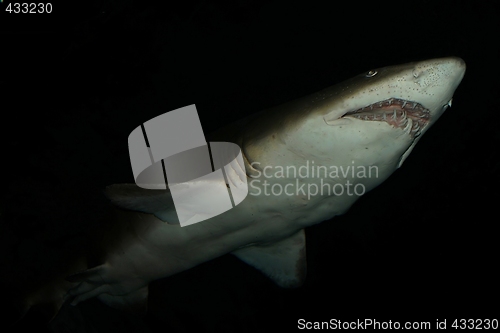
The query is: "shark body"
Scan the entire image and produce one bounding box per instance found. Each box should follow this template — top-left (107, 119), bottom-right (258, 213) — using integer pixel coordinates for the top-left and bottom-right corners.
top-left (20, 57), bottom-right (466, 320)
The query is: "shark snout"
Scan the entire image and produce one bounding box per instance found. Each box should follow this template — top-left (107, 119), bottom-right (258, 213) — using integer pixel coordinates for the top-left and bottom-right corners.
top-left (408, 57), bottom-right (465, 115)
top-left (419, 56), bottom-right (466, 87)
top-left (445, 56), bottom-right (466, 70)
top-left (439, 56), bottom-right (466, 81)
top-left (414, 57), bottom-right (465, 82)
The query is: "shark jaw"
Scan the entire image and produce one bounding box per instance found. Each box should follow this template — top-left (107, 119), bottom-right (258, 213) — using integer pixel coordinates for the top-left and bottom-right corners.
top-left (342, 98), bottom-right (432, 139)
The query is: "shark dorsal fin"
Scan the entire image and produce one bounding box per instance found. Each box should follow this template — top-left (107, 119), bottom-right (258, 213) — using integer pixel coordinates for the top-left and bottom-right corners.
top-left (231, 230), bottom-right (306, 288)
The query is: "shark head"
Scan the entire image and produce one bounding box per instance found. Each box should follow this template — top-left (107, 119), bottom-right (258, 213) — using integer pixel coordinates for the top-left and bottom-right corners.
top-left (243, 57), bottom-right (465, 196)
top-left (319, 57), bottom-right (466, 168)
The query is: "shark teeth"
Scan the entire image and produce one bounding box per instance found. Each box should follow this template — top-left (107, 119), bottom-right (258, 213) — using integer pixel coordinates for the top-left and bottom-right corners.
top-left (412, 121), bottom-right (421, 137)
top-left (403, 118), bottom-right (412, 133)
top-left (342, 98), bottom-right (431, 138)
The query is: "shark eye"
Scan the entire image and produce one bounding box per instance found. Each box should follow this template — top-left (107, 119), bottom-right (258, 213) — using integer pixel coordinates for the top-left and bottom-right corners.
top-left (366, 70), bottom-right (378, 77)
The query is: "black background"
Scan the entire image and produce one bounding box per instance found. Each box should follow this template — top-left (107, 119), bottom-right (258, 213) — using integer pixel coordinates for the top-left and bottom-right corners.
top-left (1, 0), bottom-right (498, 332)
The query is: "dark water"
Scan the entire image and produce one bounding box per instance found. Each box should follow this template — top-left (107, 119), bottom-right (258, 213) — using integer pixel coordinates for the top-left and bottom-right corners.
top-left (2, 1), bottom-right (498, 332)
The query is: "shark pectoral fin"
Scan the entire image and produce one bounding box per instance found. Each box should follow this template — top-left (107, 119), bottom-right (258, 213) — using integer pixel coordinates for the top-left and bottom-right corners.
top-left (104, 183), bottom-right (180, 224)
top-left (231, 230), bottom-right (307, 288)
top-left (97, 286), bottom-right (149, 317)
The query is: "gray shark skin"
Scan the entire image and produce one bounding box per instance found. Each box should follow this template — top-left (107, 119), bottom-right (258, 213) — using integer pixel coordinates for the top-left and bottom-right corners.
top-left (19, 57), bottom-right (465, 320)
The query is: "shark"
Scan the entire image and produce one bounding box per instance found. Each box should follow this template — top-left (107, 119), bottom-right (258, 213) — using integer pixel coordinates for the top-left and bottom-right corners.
top-left (18, 57), bottom-right (465, 321)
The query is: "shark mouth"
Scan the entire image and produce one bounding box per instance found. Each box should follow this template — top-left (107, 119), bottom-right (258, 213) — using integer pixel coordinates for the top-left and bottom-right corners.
top-left (343, 98), bottom-right (431, 138)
